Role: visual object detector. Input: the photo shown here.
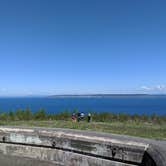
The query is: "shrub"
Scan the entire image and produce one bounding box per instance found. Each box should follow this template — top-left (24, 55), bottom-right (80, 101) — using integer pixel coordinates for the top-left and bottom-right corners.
top-left (9, 111), bottom-right (15, 121)
top-left (34, 109), bottom-right (46, 120)
top-left (24, 108), bottom-right (32, 120)
top-left (15, 109), bottom-right (24, 120)
top-left (0, 112), bottom-right (8, 121)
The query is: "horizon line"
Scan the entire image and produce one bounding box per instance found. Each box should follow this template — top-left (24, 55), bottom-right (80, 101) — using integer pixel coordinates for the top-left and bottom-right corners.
top-left (0, 93), bottom-right (166, 97)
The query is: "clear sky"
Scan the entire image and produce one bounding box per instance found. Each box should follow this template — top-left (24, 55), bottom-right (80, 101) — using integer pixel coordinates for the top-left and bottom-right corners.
top-left (0, 0), bottom-right (166, 96)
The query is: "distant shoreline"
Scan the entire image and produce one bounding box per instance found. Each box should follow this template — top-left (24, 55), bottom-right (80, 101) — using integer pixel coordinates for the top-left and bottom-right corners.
top-left (0, 94), bottom-right (166, 98)
top-left (48, 94), bottom-right (166, 98)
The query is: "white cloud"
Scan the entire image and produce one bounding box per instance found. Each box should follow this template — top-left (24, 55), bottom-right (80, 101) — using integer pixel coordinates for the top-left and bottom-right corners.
top-left (141, 85), bottom-right (166, 91)
top-left (141, 86), bottom-right (152, 91)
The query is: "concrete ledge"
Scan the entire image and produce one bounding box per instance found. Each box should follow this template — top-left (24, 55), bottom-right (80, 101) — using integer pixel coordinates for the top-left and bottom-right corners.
top-left (0, 126), bottom-right (165, 166)
top-left (0, 143), bottom-right (134, 166)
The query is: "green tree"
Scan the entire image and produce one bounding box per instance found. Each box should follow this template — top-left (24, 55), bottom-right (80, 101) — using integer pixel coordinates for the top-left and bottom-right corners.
top-left (15, 109), bottom-right (24, 120)
top-left (9, 111), bottom-right (15, 121)
top-left (24, 108), bottom-right (32, 120)
top-left (0, 112), bottom-right (8, 121)
top-left (151, 113), bottom-right (157, 122)
top-left (34, 108), bottom-right (46, 120)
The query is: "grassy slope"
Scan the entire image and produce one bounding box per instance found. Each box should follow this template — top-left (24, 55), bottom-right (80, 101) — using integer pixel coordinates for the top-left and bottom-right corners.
top-left (0, 120), bottom-right (166, 140)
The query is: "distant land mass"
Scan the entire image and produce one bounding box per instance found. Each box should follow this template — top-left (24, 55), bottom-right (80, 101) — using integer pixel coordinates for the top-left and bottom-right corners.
top-left (48, 94), bottom-right (153, 98)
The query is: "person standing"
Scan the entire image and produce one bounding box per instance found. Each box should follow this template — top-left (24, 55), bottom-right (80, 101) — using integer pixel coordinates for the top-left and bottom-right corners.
top-left (77, 112), bottom-right (81, 122)
top-left (80, 112), bottom-right (85, 121)
top-left (88, 113), bottom-right (91, 123)
top-left (71, 113), bottom-right (76, 122)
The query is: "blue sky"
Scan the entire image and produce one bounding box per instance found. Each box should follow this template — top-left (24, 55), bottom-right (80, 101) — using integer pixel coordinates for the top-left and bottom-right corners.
top-left (0, 0), bottom-right (166, 96)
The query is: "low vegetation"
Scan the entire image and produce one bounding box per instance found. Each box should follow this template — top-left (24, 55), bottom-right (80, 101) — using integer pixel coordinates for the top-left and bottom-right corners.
top-left (0, 109), bottom-right (165, 139)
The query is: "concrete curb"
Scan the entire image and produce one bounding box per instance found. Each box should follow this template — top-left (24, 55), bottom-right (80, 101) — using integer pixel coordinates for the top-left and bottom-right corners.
top-left (0, 126), bottom-right (165, 166)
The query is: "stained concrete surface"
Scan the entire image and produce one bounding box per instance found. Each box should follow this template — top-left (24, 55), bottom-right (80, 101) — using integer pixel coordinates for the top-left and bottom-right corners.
top-left (0, 126), bottom-right (165, 166)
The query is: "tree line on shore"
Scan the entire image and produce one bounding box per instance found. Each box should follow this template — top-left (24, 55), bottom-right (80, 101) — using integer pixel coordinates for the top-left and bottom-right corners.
top-left (0, 108), bottom-right (165, 124)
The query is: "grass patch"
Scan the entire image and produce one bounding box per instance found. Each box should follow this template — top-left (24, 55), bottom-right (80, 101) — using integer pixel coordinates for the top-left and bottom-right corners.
top-left (1, 120), bottom-right (166, 140)
top-left (0, 109), bottom-right (165, 139)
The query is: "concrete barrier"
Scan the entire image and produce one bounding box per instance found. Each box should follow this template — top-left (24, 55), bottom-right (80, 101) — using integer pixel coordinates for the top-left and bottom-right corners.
top-left (0, 126), bottom-right (165, 166)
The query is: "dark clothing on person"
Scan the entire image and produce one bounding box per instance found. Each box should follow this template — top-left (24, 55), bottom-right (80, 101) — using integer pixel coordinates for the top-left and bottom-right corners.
top-left (77, 112), bottom-right (81, 122)
top-left (88, 113), bottom-right (91, 123)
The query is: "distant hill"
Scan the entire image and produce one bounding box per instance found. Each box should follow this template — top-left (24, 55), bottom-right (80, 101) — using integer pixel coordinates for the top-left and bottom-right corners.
top-left (48, 94), bottom-right (151, 98)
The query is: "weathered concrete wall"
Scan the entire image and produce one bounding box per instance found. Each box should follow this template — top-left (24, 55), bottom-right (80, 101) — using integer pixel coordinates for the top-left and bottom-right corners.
top-left (0, 143), bottom-right (134, 166)
top-left (0, 126), bottom-right (165, 166)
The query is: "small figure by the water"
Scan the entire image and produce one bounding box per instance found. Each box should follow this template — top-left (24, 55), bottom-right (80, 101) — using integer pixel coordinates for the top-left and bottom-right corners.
top-left (77, 112), bottom-right (81, 122)
top-left (88, 113), bottom-right (91, 123)
top-left (76, 112), bottom-right (85, 122)
top-left (73, 112), bottom-right (91, 123)
top-left (80, 112), bottom-right (85, 120)
top-left (71, 113), bottom-right (76, 122)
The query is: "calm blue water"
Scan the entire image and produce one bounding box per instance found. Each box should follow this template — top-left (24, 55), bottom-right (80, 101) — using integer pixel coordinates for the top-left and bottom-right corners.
top-left (0, 96), bottom-right (166, 115)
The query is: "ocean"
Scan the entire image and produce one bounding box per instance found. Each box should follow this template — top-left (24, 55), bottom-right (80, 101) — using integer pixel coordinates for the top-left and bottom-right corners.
top-left (0, 95), bottom-right (166, 115)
